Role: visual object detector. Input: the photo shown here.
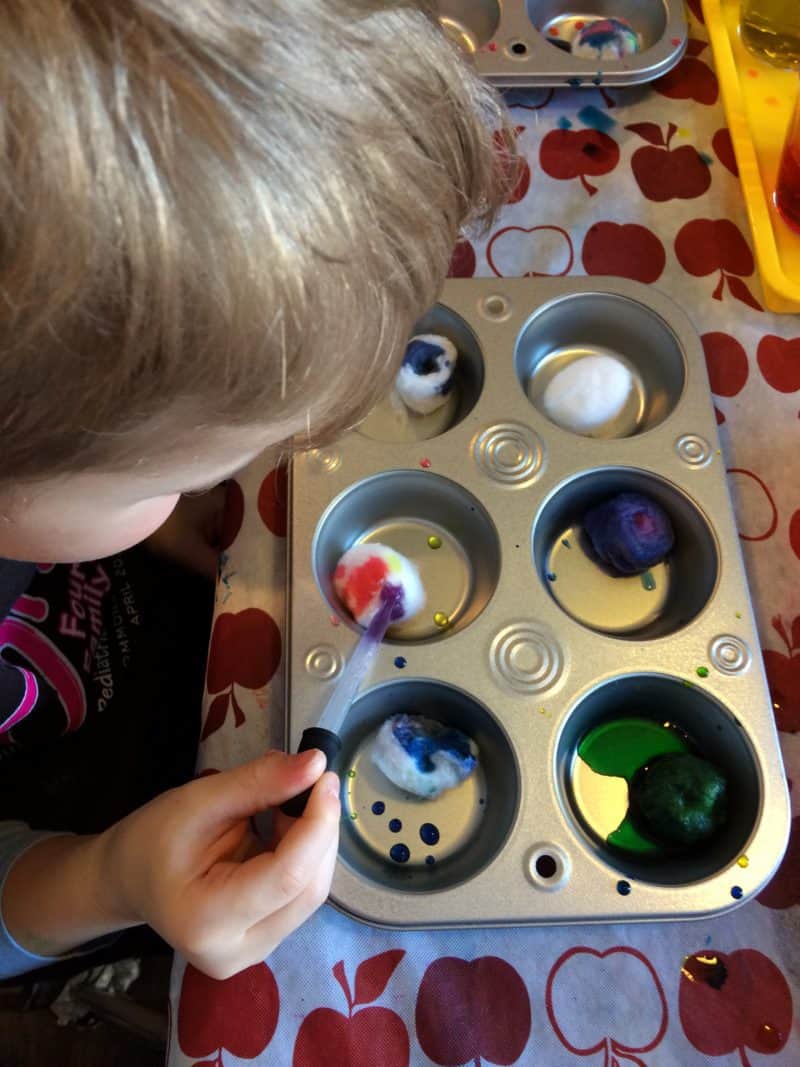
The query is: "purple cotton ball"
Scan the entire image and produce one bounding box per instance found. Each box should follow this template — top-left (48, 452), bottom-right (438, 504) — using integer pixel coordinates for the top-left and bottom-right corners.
top-left (583, 492), bottom-right (675, 576)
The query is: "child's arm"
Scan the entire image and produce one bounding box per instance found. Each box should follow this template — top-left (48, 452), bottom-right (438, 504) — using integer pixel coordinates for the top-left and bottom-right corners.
top-left (1, 749), bottom-right (338, 979)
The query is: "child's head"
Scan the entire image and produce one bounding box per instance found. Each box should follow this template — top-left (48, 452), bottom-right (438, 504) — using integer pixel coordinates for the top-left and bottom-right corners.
top-left (0, 0), bottom-right (511, 562)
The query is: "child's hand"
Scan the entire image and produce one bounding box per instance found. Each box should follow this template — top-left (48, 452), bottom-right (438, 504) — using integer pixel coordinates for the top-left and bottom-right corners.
top-left (98, 749), bottom-right (339, 978)
top-left (144, 484), bottom-right (228, 579)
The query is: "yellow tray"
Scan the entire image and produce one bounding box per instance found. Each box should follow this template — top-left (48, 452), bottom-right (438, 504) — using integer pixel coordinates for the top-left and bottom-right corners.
top-left (703, 0), bottom-right (800, 313)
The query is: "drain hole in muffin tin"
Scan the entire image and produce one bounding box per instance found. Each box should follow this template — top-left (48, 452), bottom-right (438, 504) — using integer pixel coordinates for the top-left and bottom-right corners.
top-left (314, 471), bottom-right (500, 642)
top-left (532, 468), bottom-right (718, 639)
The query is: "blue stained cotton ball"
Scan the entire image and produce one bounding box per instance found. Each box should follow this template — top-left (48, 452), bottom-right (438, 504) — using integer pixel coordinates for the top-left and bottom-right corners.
top-left (583, 492), bottom-right (675, 576)
top-left (372, 713), bottom-right (478, 799)
top-left (395, 334), bottom-right (458, 415)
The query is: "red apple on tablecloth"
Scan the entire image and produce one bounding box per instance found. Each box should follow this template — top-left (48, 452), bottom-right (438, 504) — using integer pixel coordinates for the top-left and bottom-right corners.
top-left (448, 239), bottom-right (476, 278)
top-left (756, 335), bottom-right (800, 393)
top-left (655, 39), bottom-right (718, 105)
top-left (675, 218), bottom-right (761, 309)
top-left (758, 815), bottom-right (800, 908)
top-left (627, 121), bottom-right (711, 201)
top-left (546, 946), bottom-right (668, 1064)
top-left (713, 127), bottom-right (738, 176)
top-left (178, 962), bottom-right (280, 1061)
top-left (258, 464), bottom-right (288, 537)
top-left (203, 607), bottom-right (282, 739)
top-left (293, 951), bottom-right (409, 1067)
top-left (582, 222), bottom-right (666, 283)
top-left (493, 127), bottom-right (531, 204)
top-left (539, 128), bottom-right (619, 196)
top-left (791, 509), bottom-right (800, 561)
top-left (701, 332), bottom-right (749, 397)
top-left (218, 479), bottom-right (244, 551)
top-left (763, 615), bottom-right (800, 733)
top-left (415, 956), bottom-right (532, 1066)
top-left (679, 948), bottom-right (792, 1060)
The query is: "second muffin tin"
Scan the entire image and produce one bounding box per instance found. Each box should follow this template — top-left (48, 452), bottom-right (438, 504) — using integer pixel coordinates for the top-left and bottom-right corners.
top-left (436, 1), bottom-right (688, 87)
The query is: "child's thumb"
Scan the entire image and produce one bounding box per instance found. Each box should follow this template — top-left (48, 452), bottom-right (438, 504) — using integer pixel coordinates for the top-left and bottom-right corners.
top-left (197, 749), bottom-right (327, 822)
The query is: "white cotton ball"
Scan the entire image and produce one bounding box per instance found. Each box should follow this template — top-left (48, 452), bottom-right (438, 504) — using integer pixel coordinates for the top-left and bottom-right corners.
top-left (333, 543), bottom-right (425, 628)
top-left (395, 334), bottom-right (459, 415)
top-left (535, 354), bottom-right (634, 435)
top-left (371, 713), bottom-right (479, 799)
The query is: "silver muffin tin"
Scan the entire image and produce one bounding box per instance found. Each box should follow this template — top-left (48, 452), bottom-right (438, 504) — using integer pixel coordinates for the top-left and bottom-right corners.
top-left (286, 278), bottom-right (790, 928)
top-left (436, 1), bottom-right (687, 87)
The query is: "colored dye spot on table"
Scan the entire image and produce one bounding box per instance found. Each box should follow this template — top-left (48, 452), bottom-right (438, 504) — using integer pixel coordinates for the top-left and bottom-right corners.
top-left (371, 801), bottom-right (386, 815)
top-left (389, 818), bottom-right (402, 833)
top-left (394, 656), bottom-right (407, 669)
top-left (696, 666), bottom-right (709, 678)
top-left (390, 843), bottom-right (410, 863)
top-left (617, 880), bottom-right (631, 896)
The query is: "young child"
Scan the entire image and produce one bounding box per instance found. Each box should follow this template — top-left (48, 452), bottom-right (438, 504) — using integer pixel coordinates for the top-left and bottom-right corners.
top-left (0, 0), bottom-right (510, 982)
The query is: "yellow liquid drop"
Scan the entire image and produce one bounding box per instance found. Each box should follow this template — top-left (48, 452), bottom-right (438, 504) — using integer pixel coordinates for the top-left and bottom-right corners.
top-left (737, 855), bottom-right (750, 868)
top-left (433, 611), bottom-right (450, 628)
top-left (427, 535), bottom-right (442, 550)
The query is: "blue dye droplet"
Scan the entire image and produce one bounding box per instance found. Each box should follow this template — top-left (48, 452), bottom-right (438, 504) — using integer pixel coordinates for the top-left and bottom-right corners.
top-left (567, 77), bottom-right (582, 88)
top-left (731, 885), bottom-right (743, 900)
top-left (371, 801), bottom-right (385, 815)
top-left (389, 818), bottom-right (402, 833)
top-left (390, 843), bottom-right (410, 863)
top-left (557, 115), bottom-right (573, 130)
top-left (394, 656), bottom-right (407, 669)
top-left (577, 104), bottom-right (616, 134)
top-left (641, 570), bottom-right (657, 591)
top-left (698, 151), bottom-right (714, 166)
top-left (420, 823), bottom-right (440, 846)
top-left (617, 880), bottom-right (632, 896)
top-left (547, 572), bottom-right (557, 582)
top-left (479, 797), bottom-right (486, 805)
top-left (425, 855), bottom-right (436, 866)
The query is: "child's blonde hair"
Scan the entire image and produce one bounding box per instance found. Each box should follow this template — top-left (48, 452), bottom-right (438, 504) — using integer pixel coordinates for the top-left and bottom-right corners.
top-left (0, 0), bottom-right (512, 482)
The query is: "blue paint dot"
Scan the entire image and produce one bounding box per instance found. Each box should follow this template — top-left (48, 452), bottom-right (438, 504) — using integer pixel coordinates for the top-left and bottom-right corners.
top-left (371, 801), bottom-right (385, 815)
top-left (567, 77), bottom-right (582, 87)
top-left (389, 818), bottom-right (402, 833)
top-left (425, 855), bottom-right (436, 866)
top-left (731, 885), bottom-right (743, 900)
top-left (577, 104), bottom-right (616, 134)
top-left (557, 115), bottom-right (573, 130)
top-left (617, 880), bottom-right (631, 896)
top-left (698, 151), bottom-right (714, 166)
top-left (390, 843), bottom-right (410, 863)
top-left (547, 572), bottom-right (557, 582)
top-left (420, 823), bottom-right (440, 846)
top-left (393, 656), bottom-right (407, 669)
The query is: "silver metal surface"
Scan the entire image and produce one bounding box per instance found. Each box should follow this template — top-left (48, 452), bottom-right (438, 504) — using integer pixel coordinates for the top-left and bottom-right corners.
top-left (433, 1), bottom-right (687, 88)
top-left (287, 277), bottom-right (790, 928)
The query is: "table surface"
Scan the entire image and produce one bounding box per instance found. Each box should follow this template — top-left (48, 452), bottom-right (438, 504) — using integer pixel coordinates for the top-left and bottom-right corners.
top-left (167, 8), bottom-right (800, 1065)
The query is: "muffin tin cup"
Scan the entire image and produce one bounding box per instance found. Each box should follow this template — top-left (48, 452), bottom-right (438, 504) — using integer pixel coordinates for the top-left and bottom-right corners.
top-left (435, 0), bottom-right (688, 87)
top-left (337, 680), bottom-right (520, 893)
top-left (557, 674), bottom-right (762, 886)
top-left (288, 277), bottom-right (790, 928)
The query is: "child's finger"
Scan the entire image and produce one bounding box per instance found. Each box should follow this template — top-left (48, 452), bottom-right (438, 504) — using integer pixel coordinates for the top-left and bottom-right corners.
top-left (191, 749), bottom-right (327, 829)
top-left (241, 830), bottom-right (339, 963)
top-left (222, 771), bottom-right (340, 923)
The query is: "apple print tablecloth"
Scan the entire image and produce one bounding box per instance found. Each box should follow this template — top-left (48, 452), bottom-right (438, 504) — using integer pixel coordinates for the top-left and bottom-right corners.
top-left (168, 7), bottom-right (800, 1066)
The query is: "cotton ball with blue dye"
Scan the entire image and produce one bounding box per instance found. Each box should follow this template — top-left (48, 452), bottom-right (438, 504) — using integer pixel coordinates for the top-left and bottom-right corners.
top-left (583, 492), bottom-right (675, 576)
top-left (536, 354), bottom-right (634, 436)
top-left (333, 543), bottom-right (425, 627)
top-left (395, 334), bottom-right (458, 415)
top-left (571, 17), bottom-right (641, 60)
top-left (372, 713), bottom-right (478, 799)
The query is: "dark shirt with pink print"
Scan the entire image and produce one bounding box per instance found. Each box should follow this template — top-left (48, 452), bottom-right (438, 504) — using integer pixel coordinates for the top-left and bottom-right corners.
top-left (0, 549), bottom-right (213, 977)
